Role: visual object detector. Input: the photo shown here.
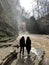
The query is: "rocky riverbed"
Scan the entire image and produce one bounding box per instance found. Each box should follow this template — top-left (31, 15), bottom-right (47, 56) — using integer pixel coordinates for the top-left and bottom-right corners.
top-left (0, 34), bottom-right (49, 65)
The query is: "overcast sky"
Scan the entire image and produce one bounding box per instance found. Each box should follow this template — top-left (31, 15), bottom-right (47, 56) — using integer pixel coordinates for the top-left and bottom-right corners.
top-left (19, 0), bottom-right (49, 19)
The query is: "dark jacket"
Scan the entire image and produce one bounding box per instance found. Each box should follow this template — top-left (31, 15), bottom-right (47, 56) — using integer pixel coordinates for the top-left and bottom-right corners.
top-left (20, 37), bottom-right (25, 47)
top-left (26, 37), bottom-right (31, 50)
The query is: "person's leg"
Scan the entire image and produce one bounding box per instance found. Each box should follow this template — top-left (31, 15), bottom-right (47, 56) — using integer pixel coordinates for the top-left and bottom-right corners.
top-left (28, 46), bottom-right (31, 54)
top-left (20, 47), bottom-right (22, 54)
top-left (22, 47), bottom-right (24, 55)
top-left (26, 48), bottom-right (29, 55)
top-left (28, 50), bottom-right (30, 54)
top-left (28, 49), bottom-right (31, 57)
top-left (26, 47), bottom-right (31, 57)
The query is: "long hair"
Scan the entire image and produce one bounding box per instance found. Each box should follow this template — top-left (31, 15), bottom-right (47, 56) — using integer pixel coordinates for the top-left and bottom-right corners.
top-left (26, 36), bottom-right (31, 45)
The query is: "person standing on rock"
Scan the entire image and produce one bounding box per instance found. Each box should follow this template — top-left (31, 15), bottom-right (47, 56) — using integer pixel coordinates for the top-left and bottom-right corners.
top-left (26, 36), bottom-right (31, 56)
top-left (19, 36), bottom-right (25, 55)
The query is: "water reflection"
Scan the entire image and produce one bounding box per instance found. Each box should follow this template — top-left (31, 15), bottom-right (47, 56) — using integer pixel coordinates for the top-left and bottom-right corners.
top-left (16, 54), bottom-right (34, 65)
top-left (25, 56), bottom-right (34, 65)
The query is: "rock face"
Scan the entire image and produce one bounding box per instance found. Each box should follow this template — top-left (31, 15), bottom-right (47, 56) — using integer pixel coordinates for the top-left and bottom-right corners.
top-left (0, 19), bottom-right (17, 36)
top-left (0, 0), bottom-right (49, 35)
top-left (0, 0), bottom-right (18, 37)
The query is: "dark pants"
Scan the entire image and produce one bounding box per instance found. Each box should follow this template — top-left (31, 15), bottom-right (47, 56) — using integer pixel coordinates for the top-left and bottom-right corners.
top-left (20, 47), bottom-right (24, 55)
top-left (26, 46), bottom-right (31, 55)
